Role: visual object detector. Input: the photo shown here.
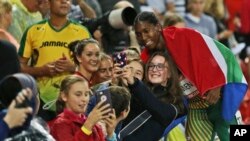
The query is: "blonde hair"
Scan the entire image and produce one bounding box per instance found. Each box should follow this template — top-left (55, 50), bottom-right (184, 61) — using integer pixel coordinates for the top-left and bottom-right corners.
top-left (163, 12), bottom-right (184, 27)
top-left (123, 48), bottom-right (140, 62)
top-left (0, 0), bottom-right (12, 16)
top-left (204, 0), bottom-right (225, 19)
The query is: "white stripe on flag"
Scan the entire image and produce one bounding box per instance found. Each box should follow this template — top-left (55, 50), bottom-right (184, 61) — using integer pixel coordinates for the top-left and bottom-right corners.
top-left (201, 34), bottom-right (228, 82)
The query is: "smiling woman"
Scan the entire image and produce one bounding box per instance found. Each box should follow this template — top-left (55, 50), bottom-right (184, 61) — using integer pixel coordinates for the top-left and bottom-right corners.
top-left (69, 38), bottom-right (101, 86)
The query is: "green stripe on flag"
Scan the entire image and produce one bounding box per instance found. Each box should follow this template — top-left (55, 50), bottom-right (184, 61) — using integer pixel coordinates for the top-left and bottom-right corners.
top-left (213, 40), bottom-right (243, 83)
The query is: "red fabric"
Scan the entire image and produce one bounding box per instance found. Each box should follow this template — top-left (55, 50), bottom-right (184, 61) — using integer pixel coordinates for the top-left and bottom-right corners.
top-left (239, 61), bottom-right (250, 124)
top-left (162, 27), bottom-right (225, 95)
top-left (140, 48), bottom-right (150, 63)
top-left (225, 0), bottom-right (243, 31)
top-left (50, 109), bottom-right (105, 141)
top-left (240, 0), bottom-right (250, 33)
top-left (240, 89), bottom-right (250, 124)
top-left (74, 71), bottom-right (93, 86)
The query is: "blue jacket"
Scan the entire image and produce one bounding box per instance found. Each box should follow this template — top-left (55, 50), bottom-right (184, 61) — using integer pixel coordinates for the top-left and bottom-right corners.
top-left (0, 110), bottom-right (10, 141)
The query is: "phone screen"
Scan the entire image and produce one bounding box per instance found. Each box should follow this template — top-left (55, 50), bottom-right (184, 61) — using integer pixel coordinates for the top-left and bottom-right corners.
top-left (113, 52), bottom-right (127, 68)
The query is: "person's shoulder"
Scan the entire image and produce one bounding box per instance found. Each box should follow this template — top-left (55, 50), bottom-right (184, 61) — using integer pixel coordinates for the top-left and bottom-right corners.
top-left (52, 114), bottom-right (71, 126)
top-left (69, 19), bottom-right (89, 29)
top-left (201, 14), bottom-right (215, 22)
top-left (68, 20), bottom-right (91, 36)
top-left (68, 19), bottom-right (85, 28)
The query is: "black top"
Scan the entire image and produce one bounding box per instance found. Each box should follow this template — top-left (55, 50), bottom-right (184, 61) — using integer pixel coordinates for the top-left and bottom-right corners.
top-left (122, 79), bottom-right (186, 141)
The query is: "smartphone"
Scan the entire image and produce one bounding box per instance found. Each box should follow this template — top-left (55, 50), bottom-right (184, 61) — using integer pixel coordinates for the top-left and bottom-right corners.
top-left (113, 52), bottom-right (127, 68)
top-left (95, 88), bottom-right (112, 114)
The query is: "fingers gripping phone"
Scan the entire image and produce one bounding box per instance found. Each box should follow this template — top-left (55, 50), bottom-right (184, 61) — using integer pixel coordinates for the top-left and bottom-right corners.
top-left (113, 52), bottom-right (127, 68)
top-left (95, 88), bottom-right (112, 115)
top-left (15, 95), bottom-right (29, 108)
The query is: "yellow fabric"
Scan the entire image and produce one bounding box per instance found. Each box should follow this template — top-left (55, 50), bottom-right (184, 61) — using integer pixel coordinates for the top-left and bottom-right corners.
top-left (166, 126), bottom-right (186, 141)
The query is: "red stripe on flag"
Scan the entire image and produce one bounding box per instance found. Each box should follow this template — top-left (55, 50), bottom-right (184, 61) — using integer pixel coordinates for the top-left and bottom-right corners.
top-left (163, 27), bottom-right (225, 95)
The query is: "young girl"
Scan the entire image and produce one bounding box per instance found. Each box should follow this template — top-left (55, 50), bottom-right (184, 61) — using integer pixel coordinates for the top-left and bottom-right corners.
top-left (50, 75), bottom-right (116, 141)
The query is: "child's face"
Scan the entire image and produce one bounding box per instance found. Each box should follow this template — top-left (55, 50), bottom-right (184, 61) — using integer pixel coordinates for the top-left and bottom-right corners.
top-left (147, 55), bottom-right (170, 86)
top-left (62, 81), bottom-right (90, 114)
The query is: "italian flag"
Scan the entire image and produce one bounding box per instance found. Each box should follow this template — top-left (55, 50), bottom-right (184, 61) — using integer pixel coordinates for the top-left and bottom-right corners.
top-left (163, 27), bottom-right (248, 121)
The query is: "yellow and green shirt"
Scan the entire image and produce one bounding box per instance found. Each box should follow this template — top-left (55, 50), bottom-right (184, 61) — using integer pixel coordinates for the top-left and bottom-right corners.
top-left (18, 19), bottom-right (91, 111)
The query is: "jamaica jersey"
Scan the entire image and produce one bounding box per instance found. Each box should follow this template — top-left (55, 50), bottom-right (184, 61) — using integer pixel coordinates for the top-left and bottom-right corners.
top-left (18, 19), bottom-right (91, 111)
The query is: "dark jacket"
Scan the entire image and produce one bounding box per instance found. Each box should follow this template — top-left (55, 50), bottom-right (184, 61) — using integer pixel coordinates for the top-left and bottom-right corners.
top-left (122, 79), bottom-right (186, 141)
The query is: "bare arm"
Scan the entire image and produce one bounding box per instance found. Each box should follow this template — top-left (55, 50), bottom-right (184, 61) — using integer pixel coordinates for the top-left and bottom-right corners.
top-left (19, 54), bottom-right (76, 78)
top-left (0, 32), bottom-right (10, 42)
top-left (19, 56), bottom-right (57, 77)
top-left (76, 0), bottom-right (96, 18)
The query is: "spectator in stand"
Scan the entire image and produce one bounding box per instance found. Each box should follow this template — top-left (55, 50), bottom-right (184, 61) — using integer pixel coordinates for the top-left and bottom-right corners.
top-left (0, 73), bottom-right (55, 141)
top-left (85, 0), bottom-right (103, 18)
top-left (69, 38), bottom-right (101, 86)
top-left (184, 0), bottom-right (217, 38)
top-left (173, 0), bottom-right (187, 17)
top-left (163, 12), bottom-right (185, 28)
top-left (69, 0), bottom-right (97, 22)
top-left (0, 88), bottom-right (33, 141)
top-left (0, 0), bottom-right (19, 49)
top-left (38, 0), bottom-right (50, 19)
top-left (204, 0), bottom-right (233, 48)
top-left (18, 0), bottom-right (91, 121)
top-left (92, 52), bottom-right (113, 86)
top-left (8, 0), bottom-right (43, 42)
top-left (144, 52), bottom-right (187, 141)
top-left (146, 0), bottom-right (175, 22)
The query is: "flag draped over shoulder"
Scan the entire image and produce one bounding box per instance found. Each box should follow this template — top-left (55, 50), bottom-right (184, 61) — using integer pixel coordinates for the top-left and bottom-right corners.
top-left (163, 26), bottom-right (248, 121)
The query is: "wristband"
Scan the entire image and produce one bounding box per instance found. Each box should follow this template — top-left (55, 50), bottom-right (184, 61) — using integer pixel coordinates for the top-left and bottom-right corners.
top-left (81, 125), bottom-right (92, 135)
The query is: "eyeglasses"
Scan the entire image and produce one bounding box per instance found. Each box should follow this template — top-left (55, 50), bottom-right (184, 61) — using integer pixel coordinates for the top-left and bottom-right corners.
top-left (148, 63), bottom-right (167, 71)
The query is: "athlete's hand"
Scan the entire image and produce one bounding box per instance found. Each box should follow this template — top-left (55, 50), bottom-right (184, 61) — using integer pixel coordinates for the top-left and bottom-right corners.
top-left (202, 87), bottom-right (221, 104)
